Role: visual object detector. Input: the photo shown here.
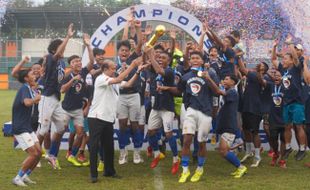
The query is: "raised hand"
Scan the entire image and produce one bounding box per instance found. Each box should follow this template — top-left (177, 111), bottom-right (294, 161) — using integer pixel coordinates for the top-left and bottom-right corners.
top-left (143, 45), bottom-right (153, 54)
top-left (144, 25), bottom-right (153, 36)
top-left (272, 39), bottom-right (279, 47)
top-left (83, 33), bottom-right (91, 46)
top-left (67, 23), bottom-right (75, 38)
top-left (169, 28), bottom-right (176, 39)
top-left (285, 34), bottom-right (293, 44)
top-left (134, 20), bottom-right (142, 28)
top-left (203, 19), bottom-right (209, 32)
top-left (23, 55), bottom-right (30, 63)
top-left (186, 41), bottom-right (193, 50)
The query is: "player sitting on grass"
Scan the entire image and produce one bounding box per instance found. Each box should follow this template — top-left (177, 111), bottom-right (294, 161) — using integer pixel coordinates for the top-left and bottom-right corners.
top-left (12, 69), bottom-right (42, 186)
top-left (208, 74), bottom-right (247, 178)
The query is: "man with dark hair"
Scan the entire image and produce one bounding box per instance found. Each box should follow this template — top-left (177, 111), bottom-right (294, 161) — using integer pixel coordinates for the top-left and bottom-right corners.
top-left (210, 74), bottom-right (247, 178)
top-left (156, 50), bottom-right (219, 183)
top-left (61, 34), bottom-right (94, 167)
top-left (12, 69), bottom-right (42, 186)
top-left (237, 58), bottom-right (269, 167)
top-left (204, 24), bottom-right (237, 78)
top-left (116, 20), bottom-right (144, 165)
top-left (272, 37), bottom-right (310, 161)
top-left (37, 23), bottom-right (75, 169)
top-left (144, 47), bottom-right (180, 174)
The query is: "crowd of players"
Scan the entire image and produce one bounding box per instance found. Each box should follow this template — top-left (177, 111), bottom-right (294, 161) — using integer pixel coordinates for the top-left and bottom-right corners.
top-left (10, 10), bottom-right (310, 186)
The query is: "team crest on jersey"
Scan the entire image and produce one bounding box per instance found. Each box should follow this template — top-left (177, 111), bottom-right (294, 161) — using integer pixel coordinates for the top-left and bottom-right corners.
top-left (273, 96), bottom-right (282, 106)
top-left (282, 76), bottom-right (291, 89)
top-left (75, 83), bottom-right (82, 93)
top-left (190, 83), bottom-right (201, 95)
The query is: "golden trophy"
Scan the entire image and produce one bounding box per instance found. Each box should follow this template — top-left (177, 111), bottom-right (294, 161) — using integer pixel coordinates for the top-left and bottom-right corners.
top-left (146, 25), bottom-right (166, 47)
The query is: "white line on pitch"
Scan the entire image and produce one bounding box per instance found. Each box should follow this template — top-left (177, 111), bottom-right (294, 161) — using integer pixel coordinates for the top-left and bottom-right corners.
top-left (153, 166), bottom-right (164, 190)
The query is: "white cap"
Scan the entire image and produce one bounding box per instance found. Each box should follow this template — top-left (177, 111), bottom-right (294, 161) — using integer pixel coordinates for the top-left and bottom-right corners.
top-left (295, 44), bottom-right (303, 50)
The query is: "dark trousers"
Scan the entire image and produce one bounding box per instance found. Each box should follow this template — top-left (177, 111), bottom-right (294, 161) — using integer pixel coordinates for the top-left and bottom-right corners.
top-left (88, 118), bottom-right (115, 178)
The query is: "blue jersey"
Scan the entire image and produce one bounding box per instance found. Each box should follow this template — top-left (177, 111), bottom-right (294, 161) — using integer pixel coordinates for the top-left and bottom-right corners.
top-left (241, 71), bottom-right (263, 115)
top-left (216, 88), bottom-right (239, 134)
top-left (118, 52), bottom-right (141, 94)
top-left (278, 63), bottom-right (304, 105)
top-left (218, 48), bottom-right (235, 80)
top-left (153, 68), bottom-right (175, 112)
top-left (267, 83), bottom-right (285, 125)
top-left (260, 74), bottom-right (273, 114)
top-left (178, 70), bottom-right (218, 116)
top-left (62, 67), bottom-right (89, 111)
top-left (12, 84), bottom-right (34, 134)
top-left (42, 54), bottom-right (65, 100)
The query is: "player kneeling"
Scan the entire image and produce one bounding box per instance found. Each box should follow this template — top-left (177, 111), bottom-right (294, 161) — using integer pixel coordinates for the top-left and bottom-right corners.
top-left (12, 70), bottom-right (42, 186)
top-left (214, 75), bottom-right (247, 178)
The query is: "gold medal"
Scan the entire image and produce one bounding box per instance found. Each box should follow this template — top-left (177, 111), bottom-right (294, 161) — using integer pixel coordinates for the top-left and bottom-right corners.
top-left (197, 71), bottom-right (203, 77)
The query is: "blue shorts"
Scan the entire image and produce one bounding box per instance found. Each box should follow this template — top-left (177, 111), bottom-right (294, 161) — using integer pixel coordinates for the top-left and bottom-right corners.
top-left (68, 118), bottom-right (89, 133)
top-left (283, 103), bottom-right (305, 125)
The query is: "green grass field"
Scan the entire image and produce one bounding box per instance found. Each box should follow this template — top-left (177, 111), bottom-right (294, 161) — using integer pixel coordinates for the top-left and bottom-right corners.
top-left (0, 90), bottom-right (310, 190)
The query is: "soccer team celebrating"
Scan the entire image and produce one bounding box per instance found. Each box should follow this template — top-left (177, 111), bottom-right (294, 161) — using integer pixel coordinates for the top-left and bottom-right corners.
top-left (10, 9), bottom-right (310, 186)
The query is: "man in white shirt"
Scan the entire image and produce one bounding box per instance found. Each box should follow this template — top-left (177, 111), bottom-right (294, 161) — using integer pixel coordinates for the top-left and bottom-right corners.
top-left (87, 58), bottom-right (144, 183)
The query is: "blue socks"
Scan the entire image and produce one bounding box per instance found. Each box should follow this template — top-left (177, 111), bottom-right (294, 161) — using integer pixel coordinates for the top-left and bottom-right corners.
top-left (181, 155), bottom-right (190, 167)
top-left (235, 128), bottom-right (242, 139)
top-left (118, 129), bottom-right (128, 149)
top-left (225, 152), bottom-right (241, 168)
top-left (49, 140), bottom-right (60, 157)
top-left (25, 169), bottom-right (31, 176)
top-left (133, 129), bottom-right (144, 148)
top-left (198, 156), bottom-right (206, 167)
top-left (167, 135), bottom-right (178, 157)
top-left (18, 170), bottom-right (25, 177)
top-left (148, 134), bottom-right (159, 151)
top-left (71, 146), bottom-right (79, 156)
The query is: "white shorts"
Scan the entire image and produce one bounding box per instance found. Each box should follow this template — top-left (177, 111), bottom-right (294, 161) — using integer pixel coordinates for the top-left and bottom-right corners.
top-left (14, 132), bottom-right (39, 151)
top-left (220, 133), bottom-right (236, 147)
top-left (182, 107), bottom-right (212, 142)
top-left (38, 95), bottom-right (67, 136)
top-left (117, 93), bottom-right (141, 121)
top-left (64, 109), bottom-right (84, 127)
top-left (179, 104), bottom-right (186, 129)
top-left (138, 105), bottom-right (146, 126)
top-left (148, 109), bottom-right (175, 133)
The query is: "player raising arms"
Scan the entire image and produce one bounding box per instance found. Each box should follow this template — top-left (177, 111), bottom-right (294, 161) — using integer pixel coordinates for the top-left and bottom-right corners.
top-left (158, 51), bottom-right (219, 183)
top-left (206, 73), bottom-right (248, 178)
top-left (61, 33), bottom-right (94, 167)
top-left (11, 69), bottom-right (42, 186)
top-left (144, 46), bottom-right (180, 175)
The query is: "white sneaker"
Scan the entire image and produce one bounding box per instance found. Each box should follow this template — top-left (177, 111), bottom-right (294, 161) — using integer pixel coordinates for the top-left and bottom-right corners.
top-left (36, 161), bottom-right (41, 168)
top-left (23, 175), bottom-right (36, 184)
top-left (133, 150), bottom-right (144, 164)
top-left (240, 152), bottom-right (254, 163)
top-left (12, 176), bottom-right (27, 187)
top-left (250, 157), bottom-right (262, 167)
top-left (118, 149), bottom-right (128, 165)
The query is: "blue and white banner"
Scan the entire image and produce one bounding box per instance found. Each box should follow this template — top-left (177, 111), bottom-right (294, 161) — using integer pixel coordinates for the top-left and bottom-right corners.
top-left (82, 3), bottom-right (213, 66)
